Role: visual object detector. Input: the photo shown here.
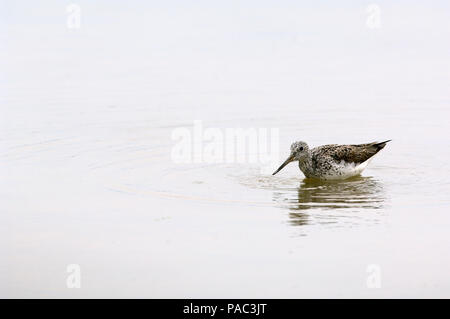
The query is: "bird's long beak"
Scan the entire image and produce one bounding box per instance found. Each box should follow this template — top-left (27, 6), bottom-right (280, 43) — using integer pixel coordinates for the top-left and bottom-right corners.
top-left (272, 154), bottom-right (294, 175)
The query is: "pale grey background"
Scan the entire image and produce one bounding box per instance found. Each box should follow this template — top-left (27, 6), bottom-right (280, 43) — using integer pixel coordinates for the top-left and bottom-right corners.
top-left (1, 0), bottom-right (450, 297)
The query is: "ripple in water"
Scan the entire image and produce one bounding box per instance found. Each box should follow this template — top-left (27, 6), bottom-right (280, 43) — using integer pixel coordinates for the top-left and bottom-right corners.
top-left (239, 172), bottom-right (386, 228)
top-left (274, 176), bottom-right (386, 227)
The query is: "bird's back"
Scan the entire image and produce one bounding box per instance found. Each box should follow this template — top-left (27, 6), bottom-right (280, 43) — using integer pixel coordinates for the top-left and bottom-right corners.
top-left (312, 141), bottom-right (390, 165)
top-left (307, 141), bottom-right (391, 179)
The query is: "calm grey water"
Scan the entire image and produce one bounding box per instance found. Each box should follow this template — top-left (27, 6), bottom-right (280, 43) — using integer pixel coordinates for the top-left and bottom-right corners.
top-left (1, 1), bottom-right (450, 297)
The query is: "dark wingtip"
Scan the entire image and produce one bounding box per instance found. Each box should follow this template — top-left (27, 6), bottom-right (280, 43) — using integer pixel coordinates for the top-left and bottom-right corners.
top-left (375, 139), bottom-right (392, 150)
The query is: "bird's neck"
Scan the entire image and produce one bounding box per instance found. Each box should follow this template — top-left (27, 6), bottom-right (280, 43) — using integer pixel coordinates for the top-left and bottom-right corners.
top-left (298, 152), bottom-right (313, 177)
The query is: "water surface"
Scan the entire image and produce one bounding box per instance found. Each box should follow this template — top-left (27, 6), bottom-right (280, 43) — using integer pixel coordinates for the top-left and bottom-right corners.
top-left (1, 1), bottom-right (450, 298)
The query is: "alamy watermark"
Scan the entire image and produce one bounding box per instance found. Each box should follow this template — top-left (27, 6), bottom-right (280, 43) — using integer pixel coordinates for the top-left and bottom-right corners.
top-left (366, 264), bottom-right (381, 288)
top-left (366, 4), bottom-right (381, 29)
top-left (66, 264), bottom-right (81, 288)
top-left (171, 120), bottom-right (280, 174)
top-left (66, 3), bottom-right (81, 29)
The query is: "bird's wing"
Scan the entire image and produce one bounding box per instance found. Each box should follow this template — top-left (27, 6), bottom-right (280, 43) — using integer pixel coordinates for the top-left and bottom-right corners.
top-left (313, 141), bottom-right (391, 165)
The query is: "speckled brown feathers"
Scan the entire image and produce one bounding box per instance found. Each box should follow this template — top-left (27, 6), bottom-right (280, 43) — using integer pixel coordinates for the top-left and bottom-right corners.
top-left (312, 140), bottom-right (391, 165)
top-left (273, 139), bottom-right (391, 179)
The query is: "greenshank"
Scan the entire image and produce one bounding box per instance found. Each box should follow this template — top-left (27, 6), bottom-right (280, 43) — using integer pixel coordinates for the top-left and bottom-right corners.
top-left (272, 140), bottom-right (391, 180)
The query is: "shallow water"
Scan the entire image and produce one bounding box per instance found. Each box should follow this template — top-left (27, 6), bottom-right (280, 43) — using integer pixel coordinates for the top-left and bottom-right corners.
top-left (2, 1), bottom-right (450, 298)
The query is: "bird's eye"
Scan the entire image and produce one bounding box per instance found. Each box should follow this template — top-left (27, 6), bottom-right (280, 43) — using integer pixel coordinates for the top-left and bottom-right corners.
top-left (299, 147), bottom-right (304, 151)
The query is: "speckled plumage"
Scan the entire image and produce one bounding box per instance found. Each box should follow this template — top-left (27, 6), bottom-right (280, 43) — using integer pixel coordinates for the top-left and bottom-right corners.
top-left (273, 140), bottom-right (391, 180)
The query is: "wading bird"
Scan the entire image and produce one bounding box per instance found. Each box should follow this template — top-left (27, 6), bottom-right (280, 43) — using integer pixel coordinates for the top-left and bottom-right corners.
top-left (272, 140), bottom-right (391, 180)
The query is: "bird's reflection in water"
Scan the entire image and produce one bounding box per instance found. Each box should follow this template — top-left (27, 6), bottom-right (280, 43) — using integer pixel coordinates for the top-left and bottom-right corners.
top-left (273, 176), bottom-right (385, 227)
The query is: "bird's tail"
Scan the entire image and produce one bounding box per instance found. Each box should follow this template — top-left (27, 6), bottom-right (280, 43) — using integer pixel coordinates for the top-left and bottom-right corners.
top-left (374, 140), bottom-right (392, 150)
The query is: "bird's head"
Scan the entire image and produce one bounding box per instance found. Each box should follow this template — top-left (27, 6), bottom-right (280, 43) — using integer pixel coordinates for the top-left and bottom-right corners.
top-left (272, 141), bottom-right (309, 175)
